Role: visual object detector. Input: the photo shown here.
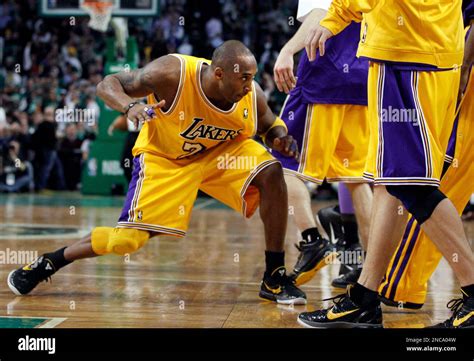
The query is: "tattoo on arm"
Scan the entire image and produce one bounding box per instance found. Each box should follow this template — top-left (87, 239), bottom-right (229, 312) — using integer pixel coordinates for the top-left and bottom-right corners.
top-left (114, 68), bottom-right (155, 96)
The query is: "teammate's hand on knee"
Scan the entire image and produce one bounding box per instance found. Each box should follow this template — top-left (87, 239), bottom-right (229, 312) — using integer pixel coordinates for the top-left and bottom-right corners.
top-left (305, 25), bottom-right (333, 61)
top-left (274, 50), bottom-right (296, 94)
top-left (272, 136), bottom-right (299, 160)
top-left (127, 100), bottom-right (166, 129)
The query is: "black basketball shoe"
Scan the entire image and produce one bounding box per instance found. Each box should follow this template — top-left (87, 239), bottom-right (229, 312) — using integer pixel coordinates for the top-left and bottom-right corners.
top-left (429, 295), bottom-right (474, 328)
top-left (316, 206), bottom-right (345, 249)
top-left (298, 289), bottom-right (383, 328)
top-left (259, 266), bottom-right (307, 305)
top-left (331, 243), bottom-right (364, 288)
top-left (7, 255), bottom-right (57, 295)
top-left (291, 237), bottom-right (338, 286)
top-left (332, 267), bottom-right (362, 289)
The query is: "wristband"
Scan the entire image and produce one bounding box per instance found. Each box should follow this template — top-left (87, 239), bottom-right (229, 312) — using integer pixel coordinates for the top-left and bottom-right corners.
top-left (123, 102), bottom-right (139, 115)
top-left (262, 117), bottom-right (288, 145)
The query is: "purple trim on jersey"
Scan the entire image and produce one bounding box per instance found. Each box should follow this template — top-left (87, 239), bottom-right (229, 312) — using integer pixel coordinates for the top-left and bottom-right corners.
top-left (118, 156), bottom-right (142, 222)
top-left (378, 65), bottom-right (429, 179)
top-left (272, 91), bottom-right (307, 172)
top-left (294, 22), bottom-right (368, 105)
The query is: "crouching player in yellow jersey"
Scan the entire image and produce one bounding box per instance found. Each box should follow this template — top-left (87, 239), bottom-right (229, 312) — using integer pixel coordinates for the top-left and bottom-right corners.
top-left (7, 40), bottom-right (307, 305)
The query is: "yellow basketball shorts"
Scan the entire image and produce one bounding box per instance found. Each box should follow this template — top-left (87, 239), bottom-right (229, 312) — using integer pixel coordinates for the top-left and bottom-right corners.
top-left (117, 139), bottom-right (278, 236)
top-left (379, 71), bottom-right (474, 305)
top-left (364, 62), bottom-right (460, 186)
top-left (273, 93), bottom-right (369, 184)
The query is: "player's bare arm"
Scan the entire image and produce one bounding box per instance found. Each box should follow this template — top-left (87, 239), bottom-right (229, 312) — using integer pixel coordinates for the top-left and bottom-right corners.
top-left (255, 82), bottom-right (298, 160)
top-left (274, 8), bottom-right (327, 93)
top-left (305, 0), bottom-right (377, 60)
top-left (96, 55), bottom-right (181, 127)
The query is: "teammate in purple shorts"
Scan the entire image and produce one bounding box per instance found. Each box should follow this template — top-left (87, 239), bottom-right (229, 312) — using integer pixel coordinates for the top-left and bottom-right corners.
top-left (272, 0), bottom-right (373, 288)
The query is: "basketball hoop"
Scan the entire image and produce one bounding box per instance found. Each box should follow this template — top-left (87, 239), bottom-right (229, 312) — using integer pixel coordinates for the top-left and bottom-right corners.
top-left (80, 0), bottom-right (114, 32)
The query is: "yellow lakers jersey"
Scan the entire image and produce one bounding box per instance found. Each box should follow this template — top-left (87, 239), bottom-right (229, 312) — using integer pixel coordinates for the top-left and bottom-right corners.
top-left (132, 54), bottom-right (258, 159)
top-left (321, 0), bottom-right (464, 68)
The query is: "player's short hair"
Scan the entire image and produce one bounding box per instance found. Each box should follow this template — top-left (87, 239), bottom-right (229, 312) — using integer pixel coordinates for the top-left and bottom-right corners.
top-left (211, 40), bottom-right (255, 71)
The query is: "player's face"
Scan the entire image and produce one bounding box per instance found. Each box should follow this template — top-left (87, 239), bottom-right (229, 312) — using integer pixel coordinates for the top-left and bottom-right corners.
top-left (221, 56), bottom-right (258, 103)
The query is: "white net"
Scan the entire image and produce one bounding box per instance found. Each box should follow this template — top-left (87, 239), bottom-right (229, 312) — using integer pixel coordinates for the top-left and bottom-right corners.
top-left (80, 1), bottom-right (114, 32)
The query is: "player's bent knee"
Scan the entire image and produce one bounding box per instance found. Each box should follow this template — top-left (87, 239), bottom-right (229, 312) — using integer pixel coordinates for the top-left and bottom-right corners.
top-left (386, 185), bottom-right (446, 224)
top-left (107, 228), bottom-right (150, 255)
top-left (91, 227), bottom-right (114, 255)
top-left (253, 162), bottom-right (284, 188)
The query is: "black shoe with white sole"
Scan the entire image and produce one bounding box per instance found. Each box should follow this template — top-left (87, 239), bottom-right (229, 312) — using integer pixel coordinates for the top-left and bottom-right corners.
top-left (298, 289), bottom-right (382, 328)
top-left (7, 255), bottom-right (56, 295)
top-left (260, 266), bottom-right (307, 305)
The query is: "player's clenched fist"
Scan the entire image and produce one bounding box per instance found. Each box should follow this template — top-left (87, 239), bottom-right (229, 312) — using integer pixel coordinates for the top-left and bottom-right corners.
top-left (272, 135), bottom-right (299, 160)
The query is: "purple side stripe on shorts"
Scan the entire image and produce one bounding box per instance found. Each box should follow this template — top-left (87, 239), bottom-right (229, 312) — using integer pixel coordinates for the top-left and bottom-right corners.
top-left (272, 91), bottom-right (309, 173)
top-left (379, 66), bottom-right (430, 179)
top-left (118, 155), bottom-right (143, 223)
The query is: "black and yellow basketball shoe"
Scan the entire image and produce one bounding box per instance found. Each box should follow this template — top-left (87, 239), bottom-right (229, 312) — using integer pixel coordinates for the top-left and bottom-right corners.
top-left (429, 294), bottom-right (474, 328)
top-left (259, 266), bottom-right (307, 305)
top-left (290, 237), bottom-right (338, 286)
top-left (298, 287), bottom-right (383, 328)
top-left (7, 255), bottom-right (56, 295)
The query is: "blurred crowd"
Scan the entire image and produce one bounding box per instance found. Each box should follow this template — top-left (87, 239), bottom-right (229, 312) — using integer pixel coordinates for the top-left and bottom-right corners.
top-left (0, 0), bottom-right (297, 193)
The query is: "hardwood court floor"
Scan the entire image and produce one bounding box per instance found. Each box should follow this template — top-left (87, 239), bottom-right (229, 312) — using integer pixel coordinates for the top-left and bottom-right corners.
top-left (0, 192), bottom-right (472, 328)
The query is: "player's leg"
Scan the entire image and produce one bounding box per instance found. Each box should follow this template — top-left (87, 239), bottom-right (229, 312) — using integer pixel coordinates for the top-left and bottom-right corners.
top-left (8, 153), bottom-right (199, 295)
top-left (200, 139), bottom-right (306, 304)
top-left (321, 104), bottom-right (372, 288)
top-left (344, 183), bottom-right (372, 250)
top-left (380, 73), bottom-right (474, 309)
top-left (330, 182), bottom-right (372, 288)
top-left (285, 174), bottom-right (337, 286)
top-left (276, 99), bottom-right (353, 285)
top-left (285, 174), bottom-right (315, 231)
top-left (7, 227), bottom-right (151, 296)
top-left (298, 63), bottom-right (471, 328)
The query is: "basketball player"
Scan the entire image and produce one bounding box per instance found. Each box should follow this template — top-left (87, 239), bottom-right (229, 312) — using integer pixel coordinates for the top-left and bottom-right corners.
top-left (379, 3), bottom-right (474, 311)
top-left (7, 40), bottom-right (308, 305)
top-left (297, 0), bottom-right (474, 328)
top-left (272, 0), bottom-right (372, 287)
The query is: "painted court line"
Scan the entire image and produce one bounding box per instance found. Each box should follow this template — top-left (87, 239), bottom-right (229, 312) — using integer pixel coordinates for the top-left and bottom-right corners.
top-left (38, 318), bottom-right (67, 328)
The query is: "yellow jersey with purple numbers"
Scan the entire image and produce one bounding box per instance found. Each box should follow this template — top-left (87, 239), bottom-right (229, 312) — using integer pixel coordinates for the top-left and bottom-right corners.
top-left (132, 54), bottom-right (258, 160)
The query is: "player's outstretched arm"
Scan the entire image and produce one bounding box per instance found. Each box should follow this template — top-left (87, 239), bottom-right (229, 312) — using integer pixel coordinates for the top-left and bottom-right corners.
top-left (255, 82), bottom-right (298, 160)
top-left (96, 55), bottom-right (180, 127)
